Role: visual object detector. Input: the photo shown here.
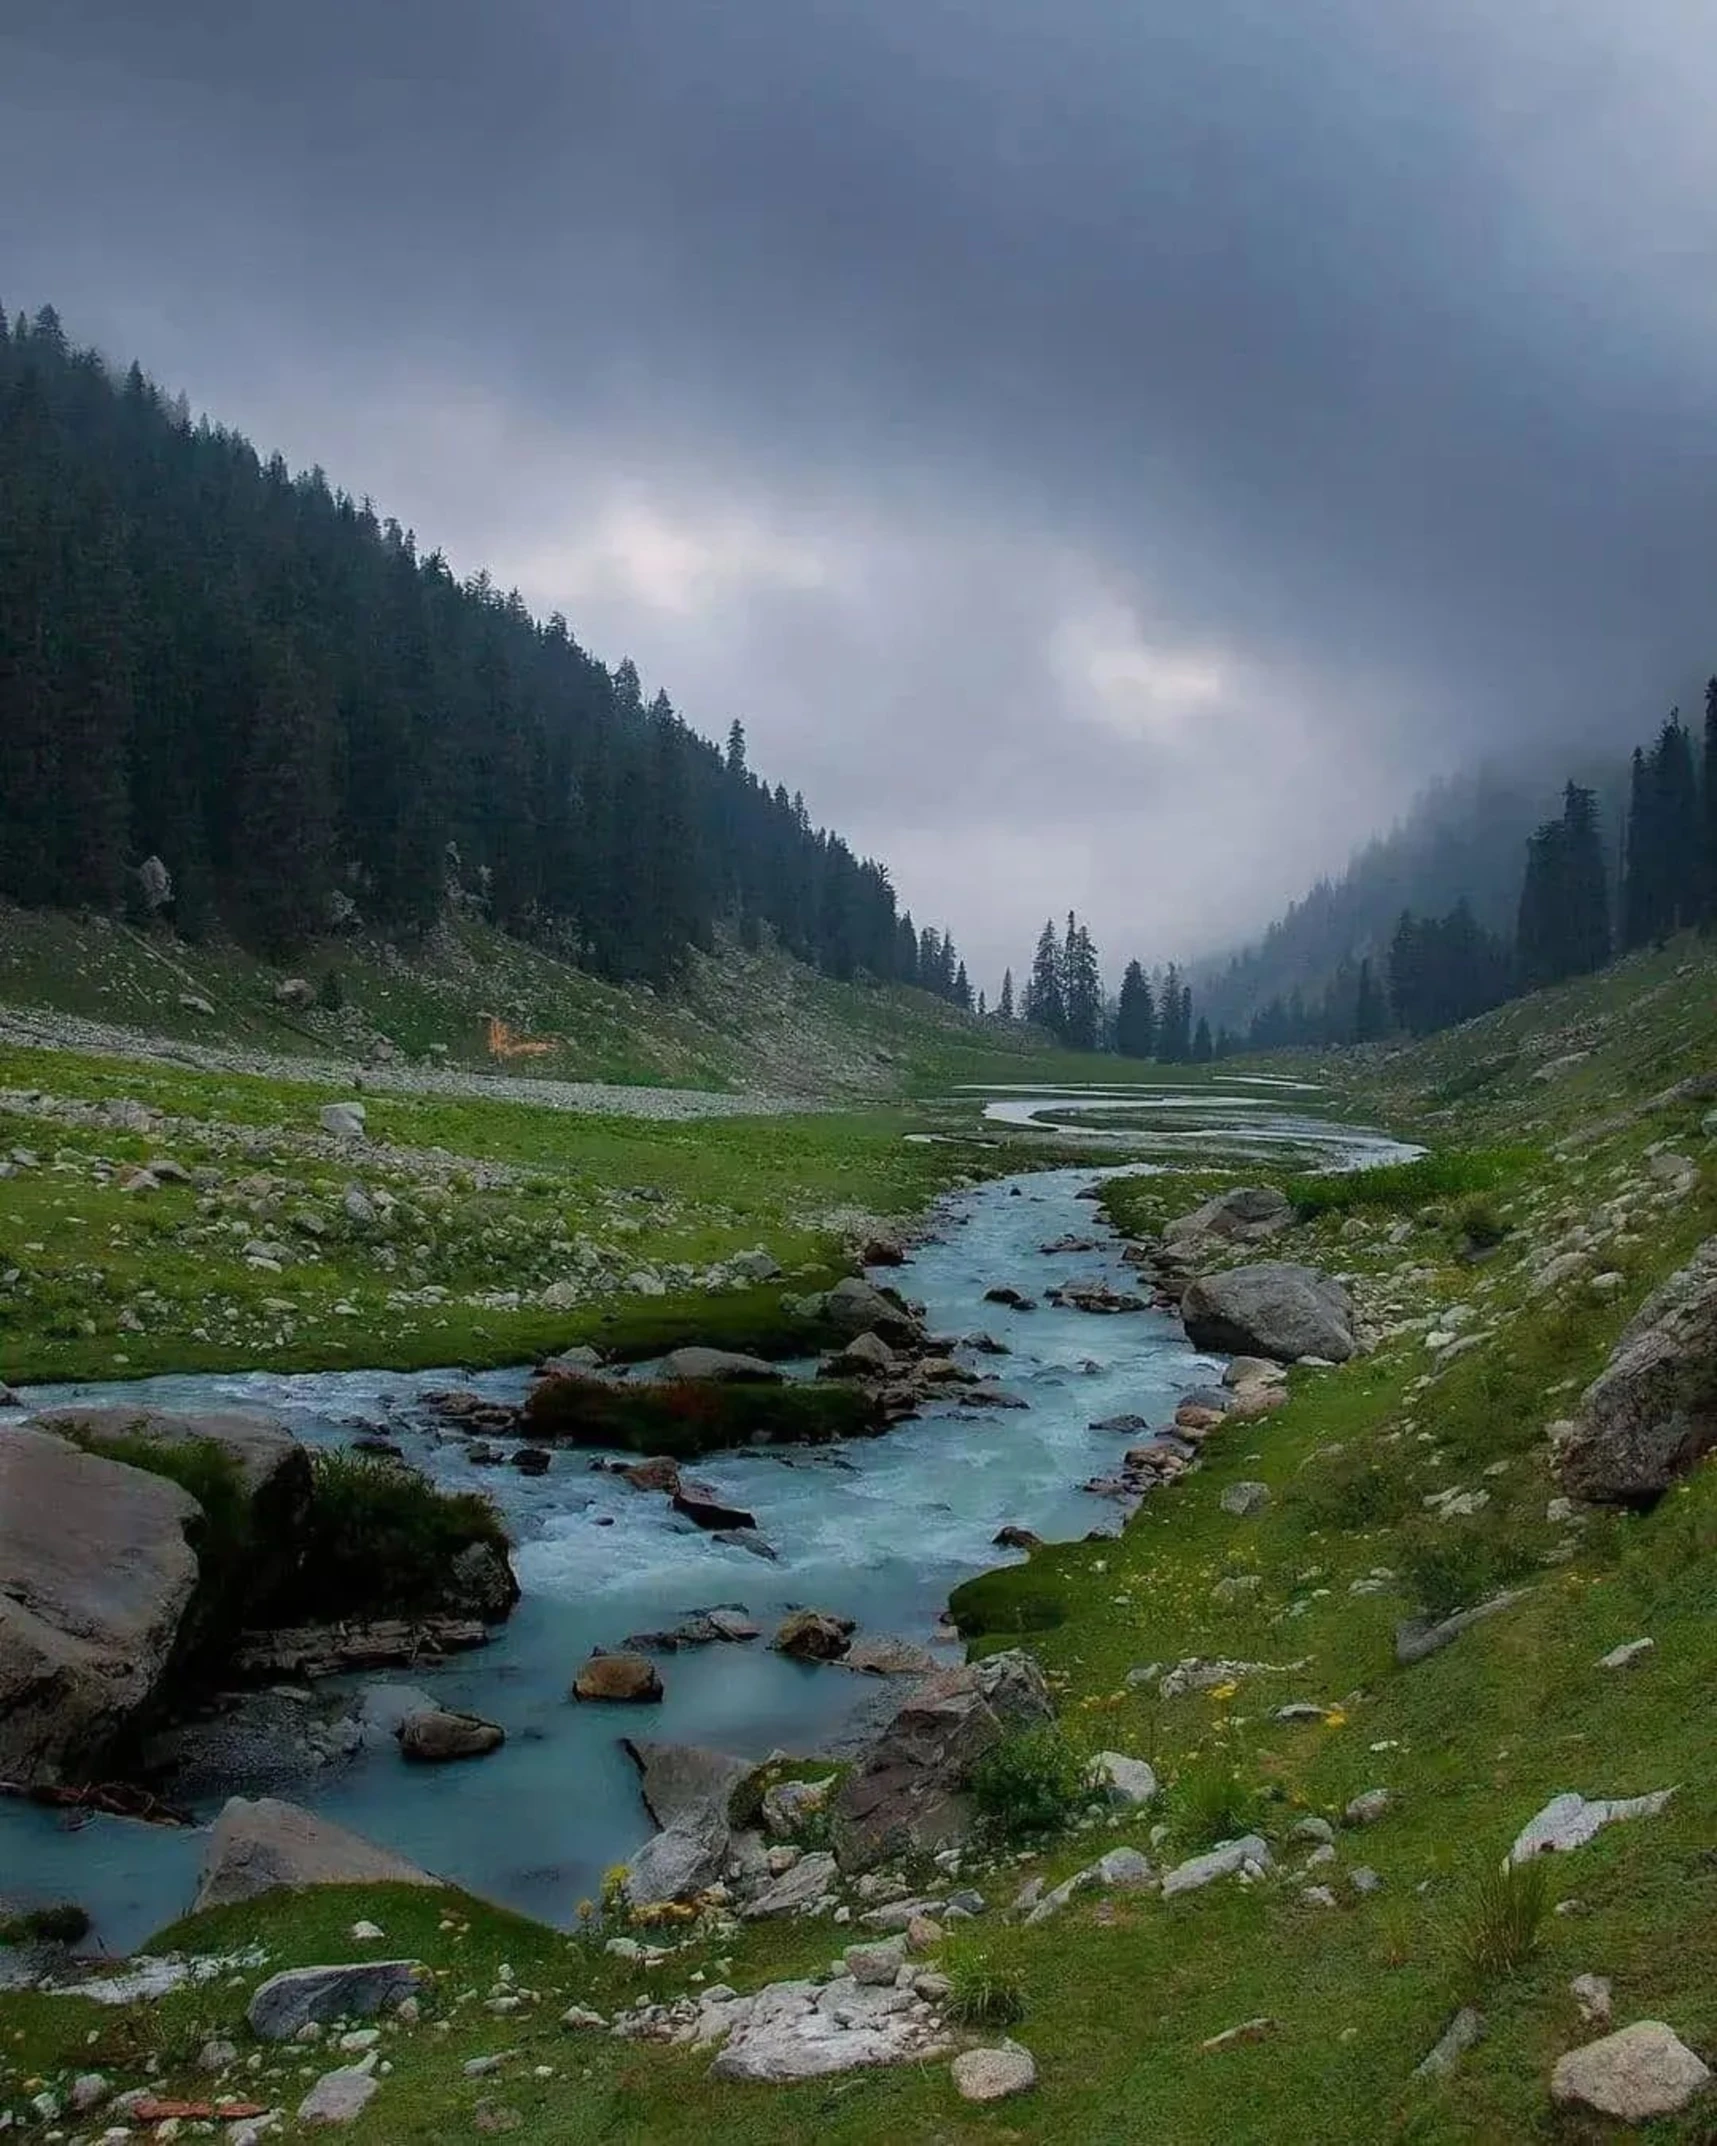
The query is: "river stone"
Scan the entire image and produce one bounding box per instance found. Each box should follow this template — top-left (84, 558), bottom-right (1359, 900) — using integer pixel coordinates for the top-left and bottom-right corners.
top-left (841, 1634), bottom-right (936, 1676)
top-left (772, 1609), bottom-right (855, 1661)
top-left (1507, 1788), bottom-right (1675, 1865)
top-left (248, 1961), bottom-right (429, 2040)
top-left (822, 1331), bottom-right (899, 1379)
top-left (1551, 2022), bottom-right (1711, 2121)
top-left (821, 1277), bottom-right (925, 1348)
top-left (573, 1652), bottom-right (663, 1703)
top-left (952, 2041), bottom-right (1037, 2102)
top-left (297, 2057), bottom-right (380, 2125)
top-left (1180, 1264), bottom-right (1356, 1363)
top-left (830, 1648), bottom-right (1055, 1872)
top-left (396, 1707), bottom-right (505, 1762)
top-left (673, 1487), bottom-right (757, 1532)
top-left (194, 1797), bottom-right (440, 1910)
top-left (0, 1426), bottom-right (202, 1785)
top-left (657, 1348), bottom-right (784, 1384)
top-left (1551, 1237), bottom-right (1717, 1501)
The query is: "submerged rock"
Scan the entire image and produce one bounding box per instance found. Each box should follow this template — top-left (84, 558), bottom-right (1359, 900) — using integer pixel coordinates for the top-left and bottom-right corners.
top-left (395, 1708), bottom-right (505, 1763)
top-left (772, 1610), bottom-right (856, 1662)
top-left (573, 1652), bottom-right (664, 1703)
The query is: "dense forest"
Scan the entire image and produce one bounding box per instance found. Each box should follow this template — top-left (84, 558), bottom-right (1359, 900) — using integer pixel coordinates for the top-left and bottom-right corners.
top-left (0, 303), bottom-right (981, 1001)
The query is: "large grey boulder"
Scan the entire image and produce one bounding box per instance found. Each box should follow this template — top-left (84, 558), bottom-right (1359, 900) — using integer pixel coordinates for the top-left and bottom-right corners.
top-left (1163, 1186), bottom-right (1292, 1254)
top-left (624, 1803), bottom-right (731, 1908)
top-left (820, 1278), bottom-right (925, 1349)
top-left (623, 1739), bottom-right (751, 1829)
top-left (0, 1426), bottom-right (201, 1784)
top-left (707, 1972), bottom-right (949, 2081)
top-left (248, 1960), bottom-right (429, 2040)
top-left (1552, 1237), bottom-right (1717, 1502)
top-left (194, 1796), bottom-right (440, 1911)
top-left (1160, 1833), bottom-right (1273, 1897)
top-left (1180, 1264), bottom-right (1356, 1363)
top-left (830, 1649), bottom-right (1055, 1872)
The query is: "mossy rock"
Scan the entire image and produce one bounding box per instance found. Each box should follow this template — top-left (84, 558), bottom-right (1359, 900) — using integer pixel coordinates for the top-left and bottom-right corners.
top-left (947, 1566), bottom-right (1071, 1640)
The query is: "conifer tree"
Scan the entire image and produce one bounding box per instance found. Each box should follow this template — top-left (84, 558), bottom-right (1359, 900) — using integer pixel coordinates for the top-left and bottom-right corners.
top-left (1025, 919), bottom-right (1066, 1037)
top-left (998, 967), bottom-right (1014, 1021)
top-left (1115, 959), bottom-right (1155, 1058)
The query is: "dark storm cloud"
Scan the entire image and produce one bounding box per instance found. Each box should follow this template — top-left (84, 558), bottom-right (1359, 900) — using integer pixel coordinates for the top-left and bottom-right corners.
top-left (5, 0), bottom-right (1716, 984)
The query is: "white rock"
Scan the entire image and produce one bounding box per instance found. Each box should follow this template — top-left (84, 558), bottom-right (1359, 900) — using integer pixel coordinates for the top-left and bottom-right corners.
top-left (1161, 1835), bottom-right (1273, 1898)
top-left (1551, 2021), bottom-right (1710, 2122)
top-left (1508, 1789), bottom-right (1675, 1866)
top-left (1571, 1974), bottom-right (1613, 2024)
top-left (1596, 1638), bottom-right (1653, 1671)
top-left (297, 2056), bottom-right (380, 2125)
top-left (951, 2040), bottom-right (1037, 2102)
top-left (1091, 1751), bottom-right (1159, 1806)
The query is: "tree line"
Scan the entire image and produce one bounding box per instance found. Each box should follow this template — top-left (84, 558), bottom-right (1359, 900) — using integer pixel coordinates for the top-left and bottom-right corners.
top-left (0, 302), bottom-right (949, 994)
top-left (991, 912), bottom-right (1213, 1061)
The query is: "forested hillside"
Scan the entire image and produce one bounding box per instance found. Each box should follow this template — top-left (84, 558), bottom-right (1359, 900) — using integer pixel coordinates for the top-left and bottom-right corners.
top-left (0, 304), bottom-right (974, 999)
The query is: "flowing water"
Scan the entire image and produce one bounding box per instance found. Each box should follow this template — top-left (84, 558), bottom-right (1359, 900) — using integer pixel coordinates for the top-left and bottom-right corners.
top-left (4, 1083), bottom-right (1415, 1954)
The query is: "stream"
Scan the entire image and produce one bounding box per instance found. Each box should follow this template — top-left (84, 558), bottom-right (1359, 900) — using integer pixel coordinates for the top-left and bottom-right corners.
top-left (3, 1082), bottom-right (1415, 1955)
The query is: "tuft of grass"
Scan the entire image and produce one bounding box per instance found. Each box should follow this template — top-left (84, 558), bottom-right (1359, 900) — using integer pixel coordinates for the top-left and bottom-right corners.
top-left (1456, 1194), bottom-right (1509, 1250)
top-left (1169, 1762), bottom-right (1257, 1851)
top-left (1447, 1855), bottom-right (1555, 1990)
top-left (942, 1934), bottom-right (1029, 2027)
top-left (971, 1725), bottom-right (1091, 1843)
top-left (281, 1449), bottom-right (511, 1622)
top-left (1285, 1147), bottom-right (1527, 1221)
top-left (0, 1903), bottom-right (91, 1947)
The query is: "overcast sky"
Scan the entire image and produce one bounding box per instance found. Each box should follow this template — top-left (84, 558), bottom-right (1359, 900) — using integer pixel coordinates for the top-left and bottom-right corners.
top-left (5, 0), bottom-right (1717, 989)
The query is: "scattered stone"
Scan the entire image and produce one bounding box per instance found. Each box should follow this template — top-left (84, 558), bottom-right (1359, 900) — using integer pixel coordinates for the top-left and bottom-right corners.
top-left (983, 1287), bottom-right (1036, 1311)
top-left (1220, 1480), bottom-right (1272, 1518)
top-left (657, 1347), bottom-right (784, 1384)
top-left (1161, 1836), bottom-right (1273, 1897)
top-left (1550, 2021), bottom-right (1710, 2123)
top-left (1394, 1589), bottom-right (1528, 1666)
top-left (740, 1851), bottom-right (840, 1920)
top-left (297, 2058), bottom-right (380, 2125)
top-left (673, 1488), bottom-right (758, 1532)
top-left (951, 2041), bottom-right (1037, 2102)
top-left (396, 1708), bottom-right (505, 1762)
top-left (1571, 1974), bottom-right (1613, 2024)
top-left (1349, 1866), bottom-right (1383, 1895)
top-left (573, 1652), bottom-right (664, 1703)
top-left (1344, 1788), bottom-right (1391, 1828)
top-left (992, 1524), bottom-right (1042, 1550)
top-left (1508, 1788), bottom-right (1675, 1865)
top-left (1597, 1637), bottom-right (1654, 1670)
top-left (844, 1938), bottom-right (906, 1986)
top-left (1202, 2018), bottom-right (1276, 2052)
top-left (1413, 2007), bottom-right (1485, 2080)
top-left (1291, 1815), bottom-right (1336, 1846)
top-left (1091, 1751), bottom-right (1158, 1806)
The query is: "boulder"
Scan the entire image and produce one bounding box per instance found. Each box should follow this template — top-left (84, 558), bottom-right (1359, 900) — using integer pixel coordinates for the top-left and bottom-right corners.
top-left (820, 1331), bottom-right (897, 1380)
top-left (624, 1740), bottom-right (751, 1829)
top-left (1161, 1834), bottom-right (1273, 1897)
top-left (1180, 1263), bottom-right (1356, 1363)
top-left (625, 1804), bottom-right (731, 1907)
top-left (396, 1708), bottom-right (505, 1762)
top-left (862, 1236), bottom-right (907, 1267)
top-left (620, 1457), bottom-right (682, 1495)
top-left (706, 1969), bottom-right (948, 2079)
top-left (772, 1610), bottom-right (855, 1662)
top-left (0, 1426), bottom-right (201, 1784)
top-left (1220, 1481), bottom-right (1272, 1518)
top-left (194, 1797), bottom-right (439, 1911)
top-left (821, 1278), bottom-right (925, 1348)
top-left (841, 1634), bottom-right (936, 1676)
top-left (657, 1348), bottom-right (784, 1384)
top-left (297, 2059), bottom-right (381, 2125)
top-left (1508, 1788), bottom-right (1674, 1865)
top-left (993, 1525), bottom-right (1041, 1550)
top-left (830, 1649), bottom-right (1055, 1871)
top-left (248, 1961), bottom-right (429, 2040)
top-left (1552, 1237), bottom-right (1717, 1501)
top-left (573, 1652), bottom-right (663, 1703)
top-left (443, 1541), bottom-right (520, 1622)
top-left (982, 1287), bottom-right (1036, 1311)
top-left (319, 1102), bottom-right (367, 1140)
top-left (275, 976), bottom-right (316, 1008)
top-left (738, 1850), bottom-right (839, 1920)
top-left (1551, 2022), bottom-right (1710, 2122)
top-left (1091, 1751), bottom-right (1158, 1806)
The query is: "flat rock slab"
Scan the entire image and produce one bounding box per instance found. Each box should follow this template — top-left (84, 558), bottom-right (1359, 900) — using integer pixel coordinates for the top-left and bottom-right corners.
top-left (1161, 1835), bottom-right (1273, 1898)
top-left (298, 2058), bottom-right (380, 2125)
top-left (1551, 2021), bottom-right (1711, 2122)
top-left (195, 1797), bottom-right (440, 1911)
top-left (739, 1851), bottom-right (838, 1919)
top-left (707, 1975), bottom-right (947, 2082)
top-left (1508, 1788), bottom-right (1675, 1865)
top-left (248, 1961), bottom-right (429, 2040)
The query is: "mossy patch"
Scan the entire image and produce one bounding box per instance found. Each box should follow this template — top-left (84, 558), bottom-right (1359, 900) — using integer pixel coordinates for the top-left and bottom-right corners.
top-left (522, 1375), bottom-right (882, 1458)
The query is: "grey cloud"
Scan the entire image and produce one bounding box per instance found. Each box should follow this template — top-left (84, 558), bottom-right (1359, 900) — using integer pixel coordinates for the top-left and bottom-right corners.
top-left (4, 0), bottom-right (1716, 985)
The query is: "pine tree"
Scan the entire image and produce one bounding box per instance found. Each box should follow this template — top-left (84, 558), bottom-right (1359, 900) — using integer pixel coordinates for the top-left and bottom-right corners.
top-left (1115, 959), bottom-right (1155, 1058)
top-left (954, 959), bottom-right (972, 1011)
top-left (998, 967), bottom-right (1014, 1021)
top-left (1353, 958), bottom-right (1387, 1041)
top-left (1062, 914), bottom-right (1103, 1050)
top-left (1705, 678), bottom-right (1717, 926)
top-left (1192, 1015), bottom-right (1213, 1062)
top-left (1025, 919), bottom-right (1066, 1037)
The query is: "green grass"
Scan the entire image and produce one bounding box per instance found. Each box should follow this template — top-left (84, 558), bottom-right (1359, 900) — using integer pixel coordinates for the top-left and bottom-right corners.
top-left (1282, 1148), bottom-right (1528, 1221)
top-left (279, 1449), bottom-right (512, 1622)
top-left (522, 1374), bottom-right (882, 1458)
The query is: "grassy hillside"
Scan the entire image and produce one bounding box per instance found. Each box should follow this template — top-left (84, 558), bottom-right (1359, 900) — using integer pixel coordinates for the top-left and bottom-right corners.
top-left (0, 901), bottom-right (1061, 1098)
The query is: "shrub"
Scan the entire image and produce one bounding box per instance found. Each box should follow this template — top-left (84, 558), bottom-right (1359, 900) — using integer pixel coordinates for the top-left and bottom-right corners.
top-left (943, 1936), bottom-right (1028, 2027)
top-left (1290, 1447), bottom-right (1416, 1531)
top-left (1448, 1855), bottom-right (1554, 1988)
top-left (971, 1726), bottom-right (1090, 1842)
top-left (1169, 1762), bottom-right (1255, 1850)
top-left (284, 1449), bottom-right (510, 1621)
top-left (1457, 1196), bottom-right (1508, 1250)
top-left (0, 1902), bottom-right (92, 1946)
top-left (1399, 1530), bottom-right (1499, 1622)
